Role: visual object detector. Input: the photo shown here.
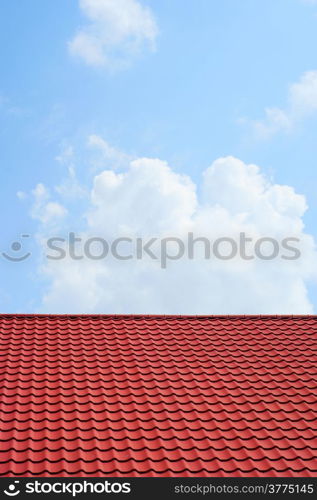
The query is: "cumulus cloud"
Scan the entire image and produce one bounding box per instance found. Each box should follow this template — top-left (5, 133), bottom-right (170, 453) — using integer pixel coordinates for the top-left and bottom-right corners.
top-left (69, 0), bottom-right (158, 69)
top-left (252, 71), bottom-right (317, 139)
top-left (28, 144), bottom-right (317, 314)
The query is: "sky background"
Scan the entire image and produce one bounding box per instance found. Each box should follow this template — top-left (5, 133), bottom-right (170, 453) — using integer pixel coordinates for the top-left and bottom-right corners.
top-left (1, 0), bottom-right (317, 314)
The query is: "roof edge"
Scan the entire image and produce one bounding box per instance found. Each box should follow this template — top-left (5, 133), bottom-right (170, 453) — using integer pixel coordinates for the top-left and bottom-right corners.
top-left (0, 313), bottom-right (316, 319)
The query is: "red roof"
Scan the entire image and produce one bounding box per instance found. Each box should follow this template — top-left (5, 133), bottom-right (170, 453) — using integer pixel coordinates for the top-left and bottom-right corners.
top-left (0, 314), bottom-right (316, 477)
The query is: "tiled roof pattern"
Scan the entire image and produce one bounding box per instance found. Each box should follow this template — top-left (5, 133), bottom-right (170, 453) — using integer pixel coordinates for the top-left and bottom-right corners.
top-left (0, 314), bottom-right (316, 477)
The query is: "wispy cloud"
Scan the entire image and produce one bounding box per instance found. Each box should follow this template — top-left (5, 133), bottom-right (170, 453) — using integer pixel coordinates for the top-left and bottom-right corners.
top-left (68, 0), bottom-right (158, 70)
top-left (31, 184), bottom-right (68, 225)
top-left (250, 71), bottom-right (317, 139)
top-left (88, 134), bottom-right (131, 169)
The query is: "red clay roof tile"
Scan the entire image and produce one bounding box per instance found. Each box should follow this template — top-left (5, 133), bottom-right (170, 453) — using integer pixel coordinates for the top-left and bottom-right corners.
top-left (0, 314), bottom-right (316, 477)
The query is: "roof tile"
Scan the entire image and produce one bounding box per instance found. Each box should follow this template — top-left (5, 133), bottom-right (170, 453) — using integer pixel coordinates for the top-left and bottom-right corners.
top-left (0, 314), bottom-right (316, 476)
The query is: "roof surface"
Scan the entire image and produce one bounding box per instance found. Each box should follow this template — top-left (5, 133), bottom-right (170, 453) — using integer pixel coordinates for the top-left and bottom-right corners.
top-left (0, 314), bottom-right (316, 477)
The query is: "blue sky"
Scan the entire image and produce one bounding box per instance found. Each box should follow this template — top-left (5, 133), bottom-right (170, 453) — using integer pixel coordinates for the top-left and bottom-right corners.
top-left (1, 0), bottom-right (317, 314)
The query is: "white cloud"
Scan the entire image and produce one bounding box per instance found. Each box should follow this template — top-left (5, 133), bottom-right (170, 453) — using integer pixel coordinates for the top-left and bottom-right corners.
top-left (55, 145), bottom-right (74, 165)
top-left (252, 71), bottom-right (317, 139)
top-left (55, 170), bottom-right (87, 200)
top-left (28, 147), bottom-right (317, 315)
top-left (31, 183), bottom-right (68, 225)
top-left (55, 145), bottom-right (87, 200)
top-left (69, 0), bottom-right (158, 69)
top-left (88, 134), bottom-right (131, 168)
top-left (17, 191), bottom-right (27, 200)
